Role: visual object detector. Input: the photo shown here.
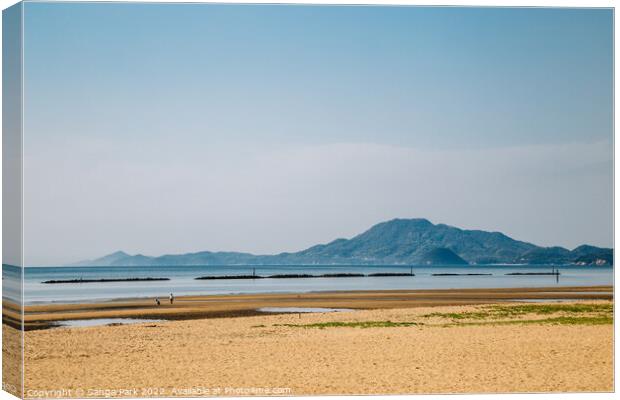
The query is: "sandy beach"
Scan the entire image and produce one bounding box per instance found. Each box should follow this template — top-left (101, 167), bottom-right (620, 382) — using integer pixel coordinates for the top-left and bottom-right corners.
top-left (9, 286), bottom-right (614, 396)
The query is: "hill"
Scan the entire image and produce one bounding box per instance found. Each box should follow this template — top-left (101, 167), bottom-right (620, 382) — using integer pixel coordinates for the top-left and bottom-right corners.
top-left (75, 218), bottom-right (613, 266)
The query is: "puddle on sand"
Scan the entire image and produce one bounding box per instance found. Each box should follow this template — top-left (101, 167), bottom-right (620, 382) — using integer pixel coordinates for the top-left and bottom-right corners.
top-left (54, 318), bottom-right (164, 328)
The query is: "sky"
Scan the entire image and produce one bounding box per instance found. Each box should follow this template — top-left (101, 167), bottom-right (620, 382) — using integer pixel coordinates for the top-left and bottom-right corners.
top-left (20, 3), bottom-right (613, 266)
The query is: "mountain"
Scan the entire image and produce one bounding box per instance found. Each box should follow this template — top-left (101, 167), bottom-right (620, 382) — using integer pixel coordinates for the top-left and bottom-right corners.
top-left (570, 245), bottom-right (614, 266)
top-left (75, 218), bottom-right (613, 267)
top-left (290, 219), bottom-right (538, 265)
top-left (71, 250), bottom-right (131, 266)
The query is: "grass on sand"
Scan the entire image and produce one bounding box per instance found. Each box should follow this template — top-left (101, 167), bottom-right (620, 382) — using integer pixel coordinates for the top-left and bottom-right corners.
top-left (274, 321), bottom-right (422, 329)
top-left (423, 303), bottom-right (612, 319)
top-left (263, 302), bottom-right (613, 329)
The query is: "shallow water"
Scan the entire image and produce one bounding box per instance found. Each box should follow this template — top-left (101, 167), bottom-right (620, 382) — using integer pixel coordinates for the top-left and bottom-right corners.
top-left (55, 318), bottom-right (164, 328)
top-left (1, 264), bottom-right (613, 304)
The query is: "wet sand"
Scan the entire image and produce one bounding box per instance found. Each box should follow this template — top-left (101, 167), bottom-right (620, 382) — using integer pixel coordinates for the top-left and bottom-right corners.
top-left (13, 285), bottom-right (613, 330)
top-left (21, 300), bottom-right (613, 396)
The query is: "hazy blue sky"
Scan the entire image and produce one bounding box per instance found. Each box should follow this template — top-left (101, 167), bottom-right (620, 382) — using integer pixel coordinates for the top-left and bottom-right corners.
top-left (22, 3), bottom-right (613, 265)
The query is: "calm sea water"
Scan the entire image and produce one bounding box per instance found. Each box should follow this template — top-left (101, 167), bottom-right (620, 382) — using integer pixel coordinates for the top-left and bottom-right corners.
top-left (2, 264), bottom-right (613, 305)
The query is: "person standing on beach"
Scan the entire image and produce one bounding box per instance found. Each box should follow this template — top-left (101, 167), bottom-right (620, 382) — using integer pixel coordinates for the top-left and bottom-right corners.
top-left (170, 293), bottom-right (174, 305)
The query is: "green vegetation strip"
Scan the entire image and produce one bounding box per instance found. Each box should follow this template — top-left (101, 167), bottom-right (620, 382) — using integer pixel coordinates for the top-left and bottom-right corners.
top-left (262, 303), bottom-right (613, 330)
top-left (423, 303), bottom-right (613, 320)
top-left (488, 303), bottom-right (612, 316)
top-left (451, 315), bottom-right (613, 327)
top-left (274, 321), bottom-right (421, 329)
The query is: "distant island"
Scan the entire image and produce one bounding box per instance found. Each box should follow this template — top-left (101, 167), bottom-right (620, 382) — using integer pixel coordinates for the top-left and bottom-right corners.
top-left (74, 218), bottom-right (613, 267)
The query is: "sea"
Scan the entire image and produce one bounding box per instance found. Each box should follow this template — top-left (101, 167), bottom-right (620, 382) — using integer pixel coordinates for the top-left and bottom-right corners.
top-left (2, 264), bottom-right (613, 305)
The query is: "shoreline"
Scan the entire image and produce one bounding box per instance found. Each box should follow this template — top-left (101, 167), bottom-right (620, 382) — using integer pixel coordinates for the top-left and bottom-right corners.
top-left (7, 285), bottom-right (612, 330)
